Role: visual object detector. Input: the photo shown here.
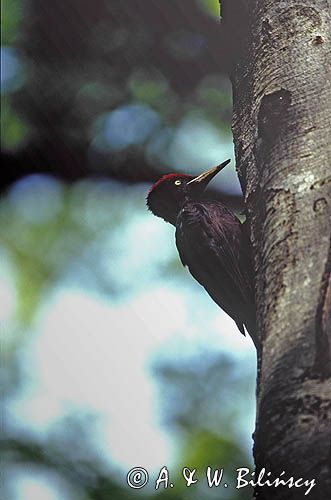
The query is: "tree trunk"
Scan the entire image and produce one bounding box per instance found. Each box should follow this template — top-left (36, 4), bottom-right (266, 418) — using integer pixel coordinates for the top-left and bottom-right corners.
top-left (224, 0), bottom-right (331, 498)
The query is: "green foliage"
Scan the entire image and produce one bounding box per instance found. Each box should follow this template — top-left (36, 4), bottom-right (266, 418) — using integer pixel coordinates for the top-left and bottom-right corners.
top-left (128, 70), bottom-right (178, 117)
top-left (199, 0), bottom-right (220, 18)
top-left (1, 0), bottom-right (22, 44)
top-left (1, 99), bottom-right (29, 150)
top-left (181, 430), bottom-right (244, 468)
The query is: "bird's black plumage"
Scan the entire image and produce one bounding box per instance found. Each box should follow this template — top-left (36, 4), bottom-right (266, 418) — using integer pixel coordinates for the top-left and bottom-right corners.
top-left (147, 160), bottom-right (257, 348)
top-left (176, 200), bottom-right (257, 342)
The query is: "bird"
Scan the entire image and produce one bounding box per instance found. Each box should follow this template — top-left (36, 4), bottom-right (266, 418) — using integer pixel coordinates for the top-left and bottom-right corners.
top-left (146, 159), bottom-right (258, 348)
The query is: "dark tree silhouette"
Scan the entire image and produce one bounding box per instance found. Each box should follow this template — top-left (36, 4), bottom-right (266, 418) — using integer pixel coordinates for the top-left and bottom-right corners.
top-left (2, 1), bottom-right (236, 198)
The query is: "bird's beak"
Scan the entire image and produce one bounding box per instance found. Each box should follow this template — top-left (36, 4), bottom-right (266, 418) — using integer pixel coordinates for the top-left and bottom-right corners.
top-left (187, 159), bottom-right (231, 190)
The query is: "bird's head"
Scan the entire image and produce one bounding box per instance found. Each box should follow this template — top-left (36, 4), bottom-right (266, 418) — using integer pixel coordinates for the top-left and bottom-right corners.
top-left (146, 159), bottom-right (231, 225)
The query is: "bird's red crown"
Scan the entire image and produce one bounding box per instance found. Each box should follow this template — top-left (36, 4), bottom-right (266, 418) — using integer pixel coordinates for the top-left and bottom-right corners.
top-left (148, 173), bottom-right (192, 193)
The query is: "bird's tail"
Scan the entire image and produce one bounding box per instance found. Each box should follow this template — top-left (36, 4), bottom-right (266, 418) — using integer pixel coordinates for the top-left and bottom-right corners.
top-left (244, 307), bottom-right (259, 350)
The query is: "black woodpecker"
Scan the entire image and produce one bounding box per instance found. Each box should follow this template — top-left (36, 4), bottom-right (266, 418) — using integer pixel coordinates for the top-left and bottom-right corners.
top-left (146, 159), bottom-right (258, 348)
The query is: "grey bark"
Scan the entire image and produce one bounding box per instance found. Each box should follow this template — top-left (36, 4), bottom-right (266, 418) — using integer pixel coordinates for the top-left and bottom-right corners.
top-left (223, 1), bottom-right (331, 498)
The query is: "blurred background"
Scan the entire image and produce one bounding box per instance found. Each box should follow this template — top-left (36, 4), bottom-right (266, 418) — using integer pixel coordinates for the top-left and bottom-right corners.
top-left (1, 1), bottom-right (256, 499)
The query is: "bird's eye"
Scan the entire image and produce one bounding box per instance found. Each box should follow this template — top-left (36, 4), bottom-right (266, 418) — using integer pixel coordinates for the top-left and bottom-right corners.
top-left (174, 180), bottom-right (182, 186)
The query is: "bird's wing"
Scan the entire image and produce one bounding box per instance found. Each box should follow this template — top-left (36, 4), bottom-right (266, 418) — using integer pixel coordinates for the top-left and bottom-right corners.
top-left (176, 201), bottom-right (255, 335)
